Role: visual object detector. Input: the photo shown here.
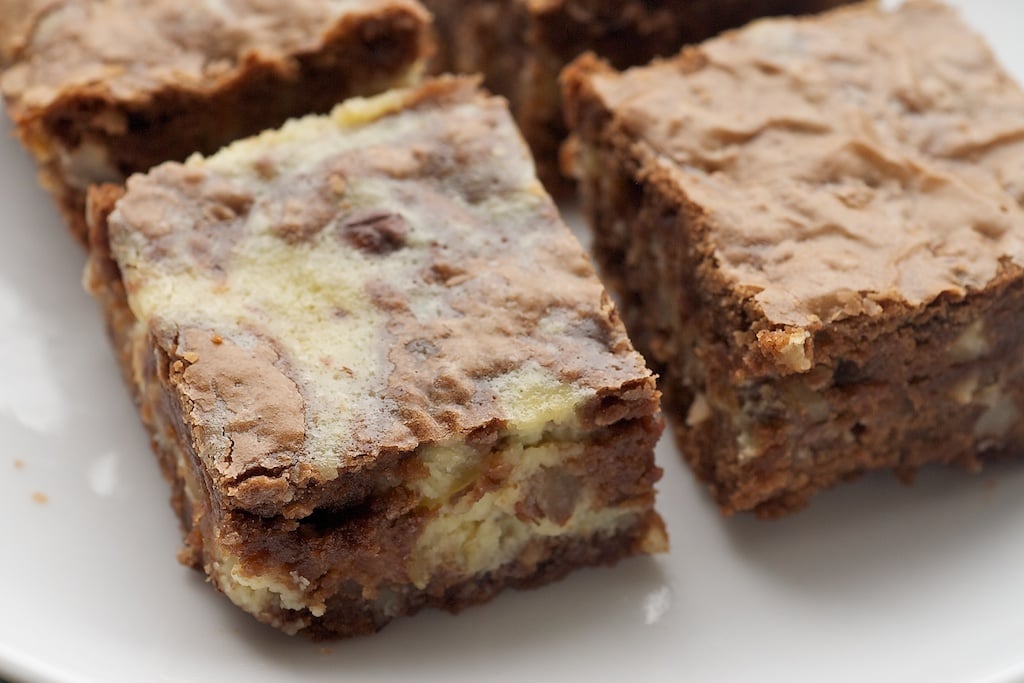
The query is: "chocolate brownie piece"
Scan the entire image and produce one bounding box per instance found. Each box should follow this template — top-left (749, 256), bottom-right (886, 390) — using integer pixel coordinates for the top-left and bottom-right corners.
top-left (1, 0), bottom-right (431, 242)
top-left (423, 0), bottom-right (852, 192)
top-left (563, 1), bottom-right (1024, 517)
top-left (84, 77), bottom-right (667, 637)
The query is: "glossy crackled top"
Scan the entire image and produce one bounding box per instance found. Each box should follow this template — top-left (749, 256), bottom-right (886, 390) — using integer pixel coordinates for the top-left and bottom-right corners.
top-left (0, 0), bottom-right (427, 111)
top-left (106, 78), bottom-right (653, 512)
top-left (588, 1), bottom-right (1024, 328)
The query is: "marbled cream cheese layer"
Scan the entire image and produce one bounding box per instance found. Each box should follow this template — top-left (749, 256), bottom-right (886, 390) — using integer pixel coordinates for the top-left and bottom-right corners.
top-left (588, 1), bottom-right (1024, 328)
top-left (108, 78), bottom-right (653, 513)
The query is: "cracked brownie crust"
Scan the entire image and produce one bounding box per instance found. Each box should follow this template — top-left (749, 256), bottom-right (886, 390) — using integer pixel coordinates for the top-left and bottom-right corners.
top-left (564, 2), bottom-right (1024, 516)
top-left (85, 77), bottom-right (666, 636)
top-left (423, 0), bottom-right (852, 192)
top-left (1, 0), bottom-right (431, 242)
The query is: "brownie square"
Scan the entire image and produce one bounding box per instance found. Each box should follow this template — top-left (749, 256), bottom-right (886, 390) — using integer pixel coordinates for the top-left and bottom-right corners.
top-left (423, 0), bottom-right (853, 191)
top-left (85, 77), bottom-right (666, 637)
top-left (564, 1), bottom-right (1024, 516)
top-left (1, 0), bottom-right (431, 242)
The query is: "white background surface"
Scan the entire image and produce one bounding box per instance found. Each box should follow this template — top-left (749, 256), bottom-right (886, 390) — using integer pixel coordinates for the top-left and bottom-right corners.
top-left (3, 1), bottom-right (1024, 682)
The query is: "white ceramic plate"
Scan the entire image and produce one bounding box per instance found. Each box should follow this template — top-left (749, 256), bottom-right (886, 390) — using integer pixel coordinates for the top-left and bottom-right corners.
top-left (4, 2), bottom-right (1024, 681)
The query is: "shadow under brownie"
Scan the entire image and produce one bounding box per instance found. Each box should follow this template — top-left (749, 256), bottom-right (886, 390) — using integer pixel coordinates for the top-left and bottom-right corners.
top-left (85, 77), bottom-right (667, 637)
top-left (1, 0), bottom-right (431, 242)
top-left (564, 1), bottom-right (1024, 517)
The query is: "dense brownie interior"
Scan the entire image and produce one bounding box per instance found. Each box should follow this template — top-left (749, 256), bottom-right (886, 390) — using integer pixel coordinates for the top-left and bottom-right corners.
top-left (565, 3), bottom-right (1024, 515)
top-left (3, 1), bottom-right (431, 241)
top-left (84, 79), bottom-right (667, 635)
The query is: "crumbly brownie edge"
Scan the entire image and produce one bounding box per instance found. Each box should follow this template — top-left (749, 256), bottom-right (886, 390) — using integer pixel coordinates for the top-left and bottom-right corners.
top-left (565, 54), bottom-right (1024, 517)
top-left (424, 0), bottom-right (552, 182)
top-left (299, 516), bottom-right (663, 639)
top-left (426, 0), bottom-right (854, 194)
top-left (189, 416), bottom-right (666, 638)
top-left (13, 3), bottom-right (431, 243)
top-left (155, 325), bottom-right (667, 637)
top-left (532, 0), bottom-right (856, 192)
top-left (86, 184), bottom-right (198, 538)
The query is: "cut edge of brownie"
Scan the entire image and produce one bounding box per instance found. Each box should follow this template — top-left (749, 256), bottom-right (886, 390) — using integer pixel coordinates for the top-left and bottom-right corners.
top-left (6, 0), bottom-right (432, 243)
top-left (84, 77), bottom-right (668, 636)
top-left (87, 181), bottom-right (668, 635)
top-left (563, 25), bottom-right (1024, 517)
